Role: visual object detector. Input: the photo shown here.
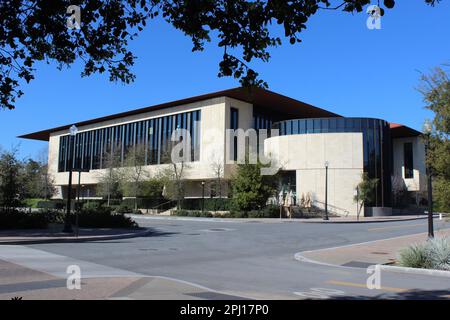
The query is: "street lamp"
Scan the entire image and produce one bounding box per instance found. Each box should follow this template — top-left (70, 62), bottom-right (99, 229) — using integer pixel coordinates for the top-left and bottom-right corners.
top-left (423, 120), bottom-right (434, 238)
top-left (201, 181), bottom-right (205, 213)
top-left (63, 124), bottom-right (78, 233)
top-left (324, 161), bottom-right (329, 221)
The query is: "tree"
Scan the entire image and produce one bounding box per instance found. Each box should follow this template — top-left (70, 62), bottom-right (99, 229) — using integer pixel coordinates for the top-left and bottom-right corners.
top-left (22, 159), bottom-right (56, 199)
top-left (96, 145), bottom-right (122, 206)
top-left (1, 0), bottom-right (441, 110)
top-left (0, 148), bottom-right (24, 210)
top-left (120, 143), bottom-right (150, 210)
top-left (354, 172), bottom-right (378, 220)
top-left (231, 161), bottom-right (278, 211)
top-left (418, 66), bottom-right (450, 212)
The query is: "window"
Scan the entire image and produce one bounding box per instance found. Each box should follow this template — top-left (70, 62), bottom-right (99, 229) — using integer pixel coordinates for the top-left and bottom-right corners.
top-left (230, 107), bottom-right (239, 161)
top-left (58, 110), bottom-right (202, 172)
top-left (404, 142), bottom-right (414, 178)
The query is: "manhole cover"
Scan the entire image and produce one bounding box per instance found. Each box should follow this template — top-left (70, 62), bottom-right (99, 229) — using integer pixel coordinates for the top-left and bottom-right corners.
top-left (198, 228), bottom-right (235, 233)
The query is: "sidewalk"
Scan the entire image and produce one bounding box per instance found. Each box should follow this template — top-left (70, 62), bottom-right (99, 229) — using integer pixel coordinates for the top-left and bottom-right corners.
top-left (296, 228), bottom-right (450, 268)
top-left (0, 227), bottom-right (152, 245)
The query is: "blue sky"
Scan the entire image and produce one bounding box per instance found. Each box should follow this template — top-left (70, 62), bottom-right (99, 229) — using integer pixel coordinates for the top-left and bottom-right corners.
top-left (1, 1), bottom-right (449, 159)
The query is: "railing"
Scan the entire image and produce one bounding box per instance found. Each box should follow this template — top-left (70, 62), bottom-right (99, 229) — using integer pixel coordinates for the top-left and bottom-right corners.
top-left (311, 200), bottom-right (350, 217)
top-left (147, 200), bottom-right (177, 214)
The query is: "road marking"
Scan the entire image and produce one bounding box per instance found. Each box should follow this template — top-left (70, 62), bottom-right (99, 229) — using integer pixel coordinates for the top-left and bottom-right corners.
top-left (326, 280), bottom-right (407, 293)
top-left (368, 223), bottom-right (426, 232)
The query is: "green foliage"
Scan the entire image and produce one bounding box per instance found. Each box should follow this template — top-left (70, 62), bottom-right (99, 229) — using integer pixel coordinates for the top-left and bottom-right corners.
top-left (399, 243), bottom-right (430, 269)
top-left (419, 66), bottom-right (450, 212)
top-left (23, 198), bottom-right (46, 208)
top-left (427, 237), bottom-right (450, 271)
top-left (231, 161), bottom-right (278, 211)
top-left (434, 177), bottom-right (450, 212)
top-left (399, 237), bottom-right (450, 271)
top-left (75, 208), bottom-right (139, 228)
top-left (181, 198), bottom-right (231, 211)
top-left (3, 1), bottom-right (440, 109)
top-left (22, 159), bottom-right (56, 200)
top-left (172, 210), bottom-right (213, 218)
top-left (36, 200), bottom-right (65, 210)
top-left (114, 203), bottom-right (134, 214)
top-left (0, 209), bottom-right (48, 229)
top-left (0, 148), bottom-right (24, 210)
top-left (354, 172), bottom-right (378, 217)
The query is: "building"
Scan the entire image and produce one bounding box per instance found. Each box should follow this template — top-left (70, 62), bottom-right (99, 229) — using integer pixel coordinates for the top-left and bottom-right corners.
top-left (19, 87), bottom-right (426, 216)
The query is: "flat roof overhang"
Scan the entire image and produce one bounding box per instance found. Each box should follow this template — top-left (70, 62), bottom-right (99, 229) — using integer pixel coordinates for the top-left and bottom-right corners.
top-left (18, 87), bottom-right (341, 141)
top-left (390, 123), bottom-right (422, 138)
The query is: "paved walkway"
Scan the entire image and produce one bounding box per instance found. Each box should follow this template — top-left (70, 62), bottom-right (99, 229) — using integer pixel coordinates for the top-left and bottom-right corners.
top-left (297, 228), bottom-right (450, 268)
top-left (0, 227), bottom-right (151, 245)
top-left (0, 245), bottom-right (249, 300)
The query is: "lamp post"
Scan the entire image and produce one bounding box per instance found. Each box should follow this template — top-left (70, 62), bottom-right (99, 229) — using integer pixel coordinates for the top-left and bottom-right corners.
top-left (63, 124), bottom-right (78, 233)
top-left (201, 181), bottom-right (205, 213)
top-left (423, 120), bottom-right (434, 239)
top-left (324, 161), bottom-right (329, 221)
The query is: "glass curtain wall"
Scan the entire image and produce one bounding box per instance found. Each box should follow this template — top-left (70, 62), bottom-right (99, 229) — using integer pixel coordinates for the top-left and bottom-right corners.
top-left (58, 110), bottom-right (201, 172)
top-left (273, 117), bottom-right (392, 207)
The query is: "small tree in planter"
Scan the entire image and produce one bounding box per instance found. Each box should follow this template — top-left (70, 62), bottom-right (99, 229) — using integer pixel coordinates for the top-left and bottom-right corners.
top-left (354, 173), bottom-right (378, 220)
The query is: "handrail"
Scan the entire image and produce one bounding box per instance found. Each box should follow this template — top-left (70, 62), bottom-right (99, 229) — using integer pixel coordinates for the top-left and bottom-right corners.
top-left (151, 200), bottom-right (175, 210)
top-left (311, 200), bottom-right (350, 217)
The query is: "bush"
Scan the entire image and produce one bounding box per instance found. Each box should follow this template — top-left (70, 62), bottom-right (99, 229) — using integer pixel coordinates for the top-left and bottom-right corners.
top-left (114, 203), bottom-right (134, 214)
top-left (398, 243), bottom-right (429, 269)
top-left (427, 237), bottom-right (450, 271)
top-left (75, 207), bottom-right (139, 228)
top-left (36, 200), bottom-right (64, 210)
top-left (171, 210), bottom-right (213, 218)
top-left (121, 198), bottom-right (166, 210)
top-left (0, 209), bottom-right (48, 229)
top-left (39, 209), bottom-right (65, 224)
top-left (399, 237), bottom-right (450, 271)
top-left (181, 198), bottom-right (231, 211)
top-left (23, 198), bottom-right (46, 208)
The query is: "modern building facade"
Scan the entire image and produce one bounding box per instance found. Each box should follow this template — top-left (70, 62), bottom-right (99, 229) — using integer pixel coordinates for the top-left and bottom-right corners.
top-left (20, 88), bottom-right (426, 216)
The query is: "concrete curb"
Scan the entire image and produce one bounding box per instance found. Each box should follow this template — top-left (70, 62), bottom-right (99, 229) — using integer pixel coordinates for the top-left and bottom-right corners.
top-left (129, 214), bottom-right (436, 224)
top-left (298, 215), bottom-right (440, 224)
top-left (0, 228), bottom-right (152, 245)
top-left (379, 265), bottom-right (450, 278)
top-left (294, 249), bottom-right (450, 278)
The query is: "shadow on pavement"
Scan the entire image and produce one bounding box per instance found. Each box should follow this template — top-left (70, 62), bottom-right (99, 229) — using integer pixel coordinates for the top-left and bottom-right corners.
top-left (332, 289), bottom-right (450, 300)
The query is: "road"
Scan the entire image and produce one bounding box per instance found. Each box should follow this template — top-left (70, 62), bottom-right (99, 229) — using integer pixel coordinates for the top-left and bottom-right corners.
top-left (1, 217), bottom-right (449, 299)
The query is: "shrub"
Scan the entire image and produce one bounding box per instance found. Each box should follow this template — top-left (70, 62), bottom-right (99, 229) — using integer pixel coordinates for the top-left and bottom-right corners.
top-left (36, 200), bottom-right (64, 210)
top-left (171, 210), bottom-right (213, 218)
top-left (0, 209), bottom-right (48, 229)
top-left (39, 209), bottom-right (65, 224)
top-left (399, 243), bottom-right (429, 269)
top-left (399, 237), bottom-right (450, 271)
top-left (75, 207), bottom-right (139, 228)
top-left (427, 237), bottom-right (450, 271)
top-left (181, 198), bottom-right (231, 211)
top-left (23, 198), bottom-right (46, 208)
top-left (114, 203), bottom-right (134, 214)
